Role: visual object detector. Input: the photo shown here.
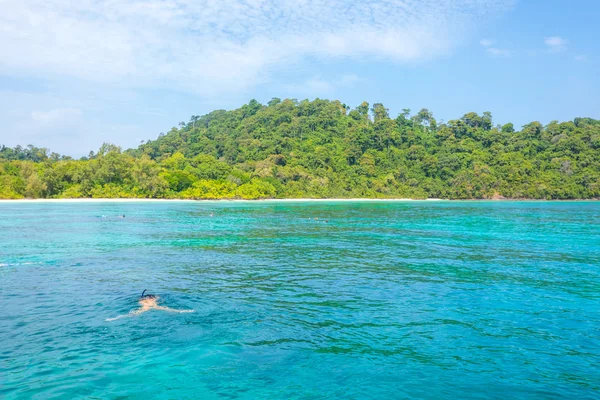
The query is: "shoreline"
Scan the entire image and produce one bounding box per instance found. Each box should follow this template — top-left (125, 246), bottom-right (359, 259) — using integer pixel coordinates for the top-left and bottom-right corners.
top-left (0, 198), bottom-right (443, 203)
top-left (0, 198), bottom-right (597, 203)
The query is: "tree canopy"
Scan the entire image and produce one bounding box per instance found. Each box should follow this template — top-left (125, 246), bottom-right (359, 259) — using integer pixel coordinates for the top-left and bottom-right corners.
top-left (1, 99), bottom-right (599, 199)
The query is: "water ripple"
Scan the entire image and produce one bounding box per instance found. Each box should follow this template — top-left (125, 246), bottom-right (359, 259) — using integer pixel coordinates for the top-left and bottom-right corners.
top-left (0, 201), bottom-right (599, 399)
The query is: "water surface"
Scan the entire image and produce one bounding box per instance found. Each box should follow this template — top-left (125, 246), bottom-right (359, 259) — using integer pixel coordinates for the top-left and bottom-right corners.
top-left (1, 201), bottom-right (599, 399)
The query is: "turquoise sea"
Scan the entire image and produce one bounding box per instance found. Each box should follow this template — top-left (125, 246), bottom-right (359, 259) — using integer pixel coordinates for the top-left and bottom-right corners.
top-left (1, 201), bottom-right (599, 399)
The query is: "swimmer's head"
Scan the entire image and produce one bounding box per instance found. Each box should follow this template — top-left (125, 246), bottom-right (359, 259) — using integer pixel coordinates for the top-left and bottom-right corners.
top-left (139, 295), bottom-right (159, 306)
top-left (140, 289), bottom-right (157, 300)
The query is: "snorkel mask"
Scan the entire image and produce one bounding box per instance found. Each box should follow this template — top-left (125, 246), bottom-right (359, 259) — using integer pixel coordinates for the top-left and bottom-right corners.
top-left (140, 289), bottom-right (157, 300)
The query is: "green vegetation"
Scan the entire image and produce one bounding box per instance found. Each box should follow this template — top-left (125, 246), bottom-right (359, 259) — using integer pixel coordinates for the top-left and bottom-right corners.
top-left (1, 99), bottom-right (600, 199)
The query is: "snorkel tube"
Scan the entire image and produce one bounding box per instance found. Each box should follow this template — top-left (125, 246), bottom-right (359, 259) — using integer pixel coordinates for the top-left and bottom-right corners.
top-left (140, 289), bottom-right (156, 300)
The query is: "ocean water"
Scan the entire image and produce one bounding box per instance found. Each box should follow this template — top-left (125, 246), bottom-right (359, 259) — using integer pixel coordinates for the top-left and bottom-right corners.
top-left (1, 201), bottom-right (599, 399)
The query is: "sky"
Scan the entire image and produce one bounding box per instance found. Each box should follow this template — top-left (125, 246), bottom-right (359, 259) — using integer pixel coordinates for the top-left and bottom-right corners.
top-left (0, 0), bottom-right (598, 157)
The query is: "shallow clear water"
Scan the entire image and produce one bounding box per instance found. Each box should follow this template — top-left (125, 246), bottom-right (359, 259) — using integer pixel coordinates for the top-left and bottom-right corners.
top-left (1, 201), bottom-right (599, 399)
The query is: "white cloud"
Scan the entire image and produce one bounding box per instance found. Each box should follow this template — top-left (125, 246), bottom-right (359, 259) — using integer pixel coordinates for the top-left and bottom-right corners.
top-left (486, 48), bottom-right (510, 57)
top-left (339, 74), bottom-right (360, 87)
top-left (0, 0), bottom-right (514, 95)
top-left (0, 90), bottom-right (148, 156)
top-left (30, 108), bottom-right (83, 124)
top-left (10, 107), bottom-right (86, 154)
top-left (12, 107), bottom-right (88, 153)
top-left (480, 39), bottom-right (510, 57)
top-left (545, 36), bottom-right (568, 53)
top-left (283, 74), bottom-right (361, 97)
top-left (300, 77), bottom-right (335, 95)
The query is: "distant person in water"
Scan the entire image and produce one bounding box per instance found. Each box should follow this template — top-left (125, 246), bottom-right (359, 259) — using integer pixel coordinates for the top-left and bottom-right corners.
top-left (106, 289), bottom-right (193, 321)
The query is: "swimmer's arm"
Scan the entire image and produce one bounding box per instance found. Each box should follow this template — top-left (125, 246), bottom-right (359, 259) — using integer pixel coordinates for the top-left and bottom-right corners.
top-left (155, 306), bottom-right (194, 313)
top-left (106, 307), bottom-right (146, 321)
top-left (106, 313), bottom-right (131, 322)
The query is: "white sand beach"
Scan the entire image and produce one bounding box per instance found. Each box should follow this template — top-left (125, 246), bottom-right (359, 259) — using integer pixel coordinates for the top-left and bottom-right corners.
top-left (0, 198), bottom-right (447, 203)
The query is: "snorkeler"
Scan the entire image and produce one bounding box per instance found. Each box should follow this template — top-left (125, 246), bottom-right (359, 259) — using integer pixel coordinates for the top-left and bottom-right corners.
top-left (106, 290), bottom-right (193, 321)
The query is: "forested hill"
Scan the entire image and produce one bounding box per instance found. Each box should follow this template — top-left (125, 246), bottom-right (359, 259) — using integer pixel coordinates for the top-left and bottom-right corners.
top-left (1, 98), bottom-right (600, 199)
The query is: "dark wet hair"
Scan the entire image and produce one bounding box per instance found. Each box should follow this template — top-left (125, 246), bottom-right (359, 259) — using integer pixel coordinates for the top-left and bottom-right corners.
top-left (140, 289), bottom-right (156, 299)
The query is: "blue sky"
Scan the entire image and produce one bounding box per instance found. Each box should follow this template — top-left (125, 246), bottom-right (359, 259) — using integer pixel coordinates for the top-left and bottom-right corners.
top-left (0, 0), bottom-right (598, 156)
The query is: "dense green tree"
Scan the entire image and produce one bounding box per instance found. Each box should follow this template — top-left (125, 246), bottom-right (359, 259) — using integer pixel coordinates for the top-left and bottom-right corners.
top-left (1, 99), bottom-right (599, 200)
top-left (372, 103), bottom-right (390, 123)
